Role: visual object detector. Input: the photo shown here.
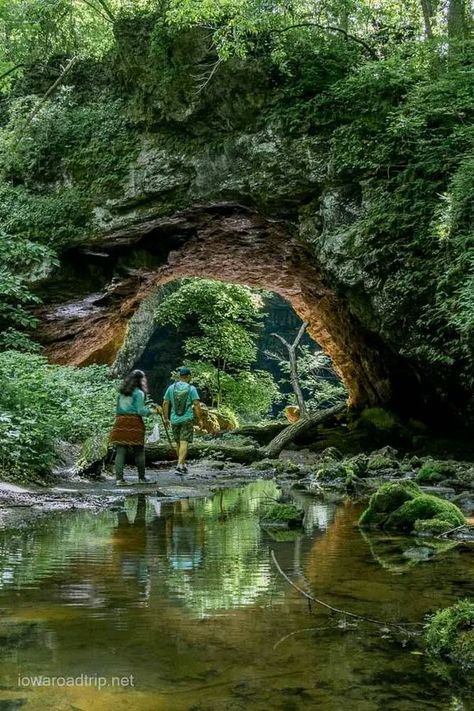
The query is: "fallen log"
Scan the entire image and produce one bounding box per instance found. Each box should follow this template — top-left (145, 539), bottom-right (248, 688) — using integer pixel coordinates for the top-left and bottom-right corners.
top-left (145, 441), bottom-right (264, 465)
top-left (208, 421), bottom-right (287, 445)
top-left (264, 403), bottom-right (347, 458)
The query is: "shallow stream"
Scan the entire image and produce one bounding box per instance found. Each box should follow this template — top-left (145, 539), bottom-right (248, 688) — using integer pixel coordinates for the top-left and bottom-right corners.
top-left (0, 480), bottom-right (472, 710)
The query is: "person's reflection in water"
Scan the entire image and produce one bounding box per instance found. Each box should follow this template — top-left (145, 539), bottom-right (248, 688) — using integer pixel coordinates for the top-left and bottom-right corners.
top-left (168, 500), bottom-right (204, 571)
top-left (111, 495), bottom-right (150, 602)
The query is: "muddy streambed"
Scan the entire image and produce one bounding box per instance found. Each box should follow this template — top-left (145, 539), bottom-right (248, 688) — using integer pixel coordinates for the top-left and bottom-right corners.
top-left (0, 479), bottom-right (472, 710)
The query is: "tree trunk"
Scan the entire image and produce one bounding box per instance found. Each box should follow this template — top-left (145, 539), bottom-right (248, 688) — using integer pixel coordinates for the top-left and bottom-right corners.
top-left (448, 0), bottom-right (466, 39)
top-left (264, 403), bottom-right (347, 458)
top-left (145, 441), bottom-right (263, 465)
top-left (420, 0), bottom-right (435, 37)
top-left (288, 347), bottom-right (307, 418)
top-left (271, 320), bottom-right (309, 419)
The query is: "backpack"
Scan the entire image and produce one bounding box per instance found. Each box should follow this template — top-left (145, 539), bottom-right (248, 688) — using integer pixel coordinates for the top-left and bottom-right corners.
top-left (172, 383), bottom-right (191, 417)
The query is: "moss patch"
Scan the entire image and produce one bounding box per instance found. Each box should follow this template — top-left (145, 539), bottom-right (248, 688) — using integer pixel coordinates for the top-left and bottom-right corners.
top-left (360, 478), bottom-right (466, 533)
top-left (358, 481), bottom-right (421, 527)
top-left (415, 460), bottom-right (456, 484)
top-left (425, 600), bottom-right (474, 673)
top-left (260, 503), bottom-right (304, 527)
top-left (385, 494), bottom-right (465, 533)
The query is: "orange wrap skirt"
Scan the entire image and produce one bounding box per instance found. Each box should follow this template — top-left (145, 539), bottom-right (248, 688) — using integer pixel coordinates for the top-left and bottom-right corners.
top-left (109, 415), bottom-right (145, 446)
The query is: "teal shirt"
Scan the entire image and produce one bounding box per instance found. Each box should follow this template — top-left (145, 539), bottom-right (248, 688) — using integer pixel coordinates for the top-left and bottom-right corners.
top-left (116, 387), bottom-right (151, 418)
top-left (164, 382), bottom-right (199, 424)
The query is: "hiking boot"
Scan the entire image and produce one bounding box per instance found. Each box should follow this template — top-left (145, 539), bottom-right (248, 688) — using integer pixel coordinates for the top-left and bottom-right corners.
top-left (175, 465), bottom-right (185, 476)
top-left (139, 476), bottom-right (151, 484)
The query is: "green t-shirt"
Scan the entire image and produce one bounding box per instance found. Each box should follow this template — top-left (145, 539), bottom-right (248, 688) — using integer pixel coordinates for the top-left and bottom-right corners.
top-left (116, 387), bottom-right (151, 417)
top-left (164, 382), bottom-right (199, 424)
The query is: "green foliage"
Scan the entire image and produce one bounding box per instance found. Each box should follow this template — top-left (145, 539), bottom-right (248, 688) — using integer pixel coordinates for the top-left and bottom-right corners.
top-left (157, 279), bottom-right (280, 419)
top-left (0, 94), bottom-right (138, 195)
top-left (0, 232), bottom-right (57, 351)
top-left (0, 351), bottom-right (116, 477)
top-left (188, 361), bottom-right (280, 421)
top-left (277, 346), bottom-right (347, 411)
top-left (425, 600), bottom-right (474, 672)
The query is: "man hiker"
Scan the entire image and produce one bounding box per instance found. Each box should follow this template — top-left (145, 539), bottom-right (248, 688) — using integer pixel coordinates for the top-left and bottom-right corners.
top-left (163, 367), bottom-right (203, 476)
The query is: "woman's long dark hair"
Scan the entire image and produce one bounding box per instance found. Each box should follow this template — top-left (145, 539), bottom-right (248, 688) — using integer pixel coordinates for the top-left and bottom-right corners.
top-left (119, 369), bottom-right (148, 396)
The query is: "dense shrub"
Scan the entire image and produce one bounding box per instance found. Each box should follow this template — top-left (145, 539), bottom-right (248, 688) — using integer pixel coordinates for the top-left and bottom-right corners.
top-left (0, 352), bottom-right (116, 477)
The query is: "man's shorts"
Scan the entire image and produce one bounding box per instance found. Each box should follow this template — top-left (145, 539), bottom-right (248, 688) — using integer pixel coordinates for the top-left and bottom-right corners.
top-left (172, 420), bottom-right (194, 444)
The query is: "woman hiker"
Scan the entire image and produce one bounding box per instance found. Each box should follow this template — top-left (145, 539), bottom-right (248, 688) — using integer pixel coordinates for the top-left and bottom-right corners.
top-left (109, 369), bottom-right (160, 486)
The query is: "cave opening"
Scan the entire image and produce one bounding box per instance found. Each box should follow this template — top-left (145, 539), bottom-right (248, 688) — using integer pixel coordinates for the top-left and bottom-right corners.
top-left (36, 204), bottom-right (422, 415)
top-left (120, 280), bottom-right (346, 421)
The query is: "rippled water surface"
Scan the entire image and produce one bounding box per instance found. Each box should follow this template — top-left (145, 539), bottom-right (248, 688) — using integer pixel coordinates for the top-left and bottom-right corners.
top-left (0, 480), bottom-right (472, 710)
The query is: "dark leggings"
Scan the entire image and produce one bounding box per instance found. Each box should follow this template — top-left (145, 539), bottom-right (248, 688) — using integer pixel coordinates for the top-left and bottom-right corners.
top-left (115, 445), bottom-right (146, 480)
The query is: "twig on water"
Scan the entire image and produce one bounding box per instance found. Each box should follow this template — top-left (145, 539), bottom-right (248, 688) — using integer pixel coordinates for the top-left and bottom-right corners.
top-left (436, 523), bottom-right (472, 539)
top-left (270, 550), bottom-right (421, 635)
top-left (273, 626), bottom-right (332, 650)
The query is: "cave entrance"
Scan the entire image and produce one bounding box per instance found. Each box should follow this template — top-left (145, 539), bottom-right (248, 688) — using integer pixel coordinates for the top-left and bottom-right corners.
top-left (118, 280), bottom-right (346, 421)
top-left (36, 204), bottom-right (400, 410)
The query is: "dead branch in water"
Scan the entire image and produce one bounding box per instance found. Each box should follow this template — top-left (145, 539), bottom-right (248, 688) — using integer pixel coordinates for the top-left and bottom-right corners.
top-left (270, 550), bottom-right (421, 635)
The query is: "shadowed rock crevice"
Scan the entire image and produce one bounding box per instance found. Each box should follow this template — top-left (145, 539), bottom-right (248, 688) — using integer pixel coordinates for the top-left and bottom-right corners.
top-left (35, 203), bottom-right (422, 413)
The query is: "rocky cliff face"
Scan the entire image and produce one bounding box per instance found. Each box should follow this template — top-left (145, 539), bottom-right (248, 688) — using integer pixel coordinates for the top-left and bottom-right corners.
top-left (21, 23), bottom-right (471, 424)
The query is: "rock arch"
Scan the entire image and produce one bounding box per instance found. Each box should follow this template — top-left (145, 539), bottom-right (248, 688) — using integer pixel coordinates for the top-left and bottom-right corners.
top-left (35, 203), bottom-right (419, 411)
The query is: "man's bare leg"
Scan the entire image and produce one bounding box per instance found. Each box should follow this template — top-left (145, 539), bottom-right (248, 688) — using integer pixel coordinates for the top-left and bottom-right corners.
top-left (178, 441), bottom-right (188, 466)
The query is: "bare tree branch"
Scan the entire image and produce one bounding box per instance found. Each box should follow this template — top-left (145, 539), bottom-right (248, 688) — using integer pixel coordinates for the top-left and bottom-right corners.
top-left (268, 22), bottom-right (378, 59)
top-left (0, 64), bottom-right (24, 83)
top-left (13, 56), bottom-right (78, 148)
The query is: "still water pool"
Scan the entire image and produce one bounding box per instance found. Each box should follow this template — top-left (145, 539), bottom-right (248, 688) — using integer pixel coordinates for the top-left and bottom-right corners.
top-left (0, 480), bottom-right (472, 710)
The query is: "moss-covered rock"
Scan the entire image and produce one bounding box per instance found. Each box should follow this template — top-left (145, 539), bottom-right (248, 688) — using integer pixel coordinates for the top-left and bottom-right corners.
top-left (346, 453), bottom-right (369, 477)
top-left (416, 460), bottom-right (456, 484)
top-left (367, 453), bottom-right (400, 472)
top-left (425, 600), bottom-right (474, 673)
top-left (260, 503), bottom-right (304, 528)
top-left (319, 446), bottom-right (344, 462)
top-left (358, 480), bottom-right (421, 527)
top-left (414, 518), bottom-right (454, 535)
top-left (251, 458), bottom-right (302, 476)
top-left (385, 494), bottom-right (465, 532)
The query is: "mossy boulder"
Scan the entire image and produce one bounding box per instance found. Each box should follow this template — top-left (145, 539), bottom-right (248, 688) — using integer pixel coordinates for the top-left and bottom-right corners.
top-left (319, 447), bottom-right (344, 462)
top-left (425, 600), bottom-right (474, 673)
top-left (367, 453), bottom-right (400, 472)
top-left (260, 503), bottom-right (304, 528)
top-left (415, 460), bottom-right (456, 484)
top-left (414, 518), bottom-right (454, 535)
top-left (346, 454), bottom-right (369, 477)
top-left (358, 481), bottom-right (421, 527)
top-left (385, 494), bottom-right (465, 532)
top-left (251, 458), bottom-right (301, 476)
top-left (314, 461), bottom-right (349, 481)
